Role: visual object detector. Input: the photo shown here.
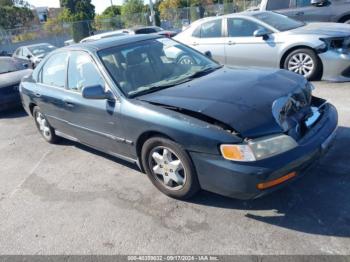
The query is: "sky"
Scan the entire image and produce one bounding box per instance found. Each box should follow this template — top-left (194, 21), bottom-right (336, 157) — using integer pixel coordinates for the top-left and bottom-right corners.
top-left (27, 0), bottom-right (130, 14)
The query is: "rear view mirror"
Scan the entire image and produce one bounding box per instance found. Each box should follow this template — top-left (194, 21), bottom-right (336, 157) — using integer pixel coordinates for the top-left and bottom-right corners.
top-left (82, 85), bottom-right (114, 101)
top-left (253, 28), bottom-right (270, 40)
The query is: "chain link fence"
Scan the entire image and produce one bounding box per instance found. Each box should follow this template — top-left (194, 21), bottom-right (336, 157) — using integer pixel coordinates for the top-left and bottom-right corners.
top-left (0, 0), bottom-right (260, 54)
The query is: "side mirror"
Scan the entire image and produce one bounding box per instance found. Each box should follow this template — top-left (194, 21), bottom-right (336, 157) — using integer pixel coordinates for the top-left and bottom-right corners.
top-left (311, 0), bottom-right (327, 6)
top-left (204, 51), bottom-right (212, 59)
top-left (253, 28), bottom-right (270, 40)
top-left (26, 54), bottom-right (32, 59)
top-left (82, 85), bottom-right (114, 100)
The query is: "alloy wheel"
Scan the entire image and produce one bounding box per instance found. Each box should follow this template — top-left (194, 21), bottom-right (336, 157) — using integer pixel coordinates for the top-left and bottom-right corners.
top-left (149, 146), bottom-right (186, 191)
top-left (35, 112), bottom-right (51, 139)
top-left (287, 53), bottom-right (315, 78)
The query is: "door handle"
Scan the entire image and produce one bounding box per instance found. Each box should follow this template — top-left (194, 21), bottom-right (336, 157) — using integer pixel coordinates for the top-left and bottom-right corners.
top-left (228, 41), bottom-right (235, 45)
top-left (63, 99), bottom-right (75, 108)
top-left (192, 42), bottom-right (198, 46)
top-left (34, 92), bottom-right (41, 98)
top-left (295, 11), bottom-right (304, 16)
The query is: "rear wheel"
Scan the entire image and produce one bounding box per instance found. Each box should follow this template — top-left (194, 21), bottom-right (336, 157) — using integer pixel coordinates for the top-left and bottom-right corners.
top-left (33, 106), bottom-right (59, 144)
top-left (283, 48), bottom-right (321, 81)
top-left (141, 137), bottom-right (200, 199)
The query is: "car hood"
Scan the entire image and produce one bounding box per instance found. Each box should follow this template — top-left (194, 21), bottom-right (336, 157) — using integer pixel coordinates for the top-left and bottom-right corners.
top-left (289, 22), bottom-right (350, 38)
top-left (0, 69), bottom-right (32, 88)
top-left (138, 67), bottom-right (308, 138)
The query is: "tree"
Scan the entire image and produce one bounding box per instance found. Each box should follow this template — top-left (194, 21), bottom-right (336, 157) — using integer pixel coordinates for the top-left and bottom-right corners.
top-left (59, 0), bottom-right (95, 42)
top-left (121, 0), bottom-right (147, 27)
top-left (0, 0), bottom-right (13, 6)
top-left (102, 5), bottom-right (121, 17)
top-left (158, 0), bottom-right (181, 21)
top-left (0, 5), bottom-right (34, 29)
top-left (95, 5), bottom-right (123, 31)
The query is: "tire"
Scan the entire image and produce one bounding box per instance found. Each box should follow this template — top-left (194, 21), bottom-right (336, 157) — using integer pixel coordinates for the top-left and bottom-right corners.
top-left (33, 106), bottom-right (59, 144)
top-left (283, 48), bottom-right (321, 81)
top-left (141, 137), bottom-right (200, 199)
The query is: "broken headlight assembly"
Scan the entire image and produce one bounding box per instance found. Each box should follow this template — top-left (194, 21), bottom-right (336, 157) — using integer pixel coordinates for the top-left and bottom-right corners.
top-left (320, 37), bottom-right (350, 54)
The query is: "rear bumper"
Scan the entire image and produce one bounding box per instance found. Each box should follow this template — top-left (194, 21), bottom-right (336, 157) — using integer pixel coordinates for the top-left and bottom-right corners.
top-left (319, 50), bottom-right (350, 82)
top-left (0, 93), bottom-right (21, 111)
top-left (190, 103), bottom-right (338, 200)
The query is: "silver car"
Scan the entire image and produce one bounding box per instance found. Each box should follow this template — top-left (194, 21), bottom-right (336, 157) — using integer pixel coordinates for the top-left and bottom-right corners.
top-left (174, 11), bottom-right (350, 81)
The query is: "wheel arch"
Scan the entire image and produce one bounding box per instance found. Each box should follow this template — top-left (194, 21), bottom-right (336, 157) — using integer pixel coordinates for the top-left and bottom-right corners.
top-left (279, 45), bottom-right (323, 79)
top-left (135, 131), bottom-right (175, 172)
top-left (29, 102), bottom-right (37, 116)
top-left (279, 45), bottom-right (318, 68)
top-left (338, 13), bottom-right (350, 23)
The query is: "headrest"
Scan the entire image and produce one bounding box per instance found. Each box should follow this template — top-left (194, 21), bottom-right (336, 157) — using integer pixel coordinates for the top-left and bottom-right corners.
top-left (126, 50), bottom-right (144, 66)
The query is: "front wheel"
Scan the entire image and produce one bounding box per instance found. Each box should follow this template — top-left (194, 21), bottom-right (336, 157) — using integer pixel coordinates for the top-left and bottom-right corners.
top-left (284, 48), bottom-right (321, 81)
top-left (33, 106), bottom-right (59, 144)
top-left (141, 137), bottom-right (200, 199)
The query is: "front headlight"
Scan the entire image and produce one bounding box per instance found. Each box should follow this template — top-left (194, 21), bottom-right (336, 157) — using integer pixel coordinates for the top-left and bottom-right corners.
top-left (321, 37), bottom-right (350, 54)
top-left (220, 134), bottom-right (298, 162)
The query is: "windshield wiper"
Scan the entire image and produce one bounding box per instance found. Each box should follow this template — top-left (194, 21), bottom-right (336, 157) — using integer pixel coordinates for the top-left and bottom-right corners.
top-left (129, 65), bottom-right (223, 98)
top-left (129, 78), bottom-right (192, 98)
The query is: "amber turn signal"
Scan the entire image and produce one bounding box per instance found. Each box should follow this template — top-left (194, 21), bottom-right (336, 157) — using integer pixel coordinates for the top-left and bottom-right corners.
top-left (257, 172), bottom-right (297, 190)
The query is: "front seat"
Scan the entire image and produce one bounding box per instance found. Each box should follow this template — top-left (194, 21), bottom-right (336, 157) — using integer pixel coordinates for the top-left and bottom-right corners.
top-left (125, 49), bottom-right (159, 91)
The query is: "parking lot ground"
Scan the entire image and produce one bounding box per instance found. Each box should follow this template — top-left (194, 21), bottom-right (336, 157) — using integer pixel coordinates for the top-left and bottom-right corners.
top-left (0, 81), bottom-right (349, 255)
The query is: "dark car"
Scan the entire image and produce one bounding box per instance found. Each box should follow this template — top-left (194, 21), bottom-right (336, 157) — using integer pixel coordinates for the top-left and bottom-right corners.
top-left (0, 57), bottom-right (32, 111)
top-left (20, 35), bottom-right (338, 200)
top-left (256, 0), bottom-right (350, 24)
top-left (13, 43), bottom-right (57, 68)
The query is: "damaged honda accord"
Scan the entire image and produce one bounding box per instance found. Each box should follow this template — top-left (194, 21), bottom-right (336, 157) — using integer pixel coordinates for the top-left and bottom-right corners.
top-left (20, 35), bottom-right (338, 200)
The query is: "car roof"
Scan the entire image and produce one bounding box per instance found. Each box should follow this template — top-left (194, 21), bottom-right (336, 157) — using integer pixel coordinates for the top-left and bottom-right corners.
top-left (21, 43), bottom-right (53, 48)
top-left (192, 10), bottom-right (270, 23)
top-left (61, 34), bottom-right (161, 52)
top-left (81, 31), bottom-right (127, 42)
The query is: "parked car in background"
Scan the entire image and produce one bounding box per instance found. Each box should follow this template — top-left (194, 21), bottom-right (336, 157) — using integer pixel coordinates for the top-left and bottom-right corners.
top-left (80, 31), bottom-right (127, 43)
top-left (254, 0), bottom-right (350, 24)
top-left (64, 39), bottom-right (75, 46)
top-left (20, 35), bottom-right (337, 200)
top-left (13, 43), bottom-right (57, 68)
top-left (0, 51), bottom-right (12, 57)
top-left (119, 26), bottom-right (178, 38)
top-left (0, 57), bottom-right (32, 111)
top-left (174, 11), bottom-right (350, 81)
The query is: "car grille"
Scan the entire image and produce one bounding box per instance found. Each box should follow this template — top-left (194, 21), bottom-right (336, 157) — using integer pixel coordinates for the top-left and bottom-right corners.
top-left (0, 84), bottom-right (19, 95)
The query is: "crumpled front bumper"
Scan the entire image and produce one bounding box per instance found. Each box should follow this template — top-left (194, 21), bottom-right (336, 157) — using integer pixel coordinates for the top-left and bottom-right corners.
top-left (190, 103), bottom-right (338, 200)
top-left (319, 50), bottom-right (350, 82)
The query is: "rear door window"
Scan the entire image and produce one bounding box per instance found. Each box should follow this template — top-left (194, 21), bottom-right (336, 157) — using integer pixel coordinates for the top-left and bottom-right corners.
top-left (193, 19), bottom-right (223, 38)
top-left (41, 53), bottom-right (68, 88)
